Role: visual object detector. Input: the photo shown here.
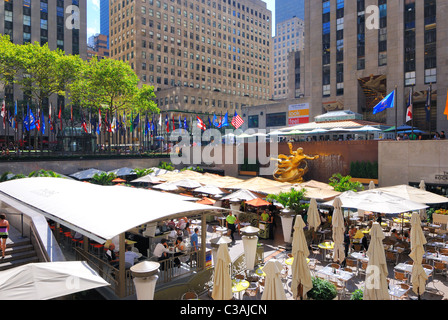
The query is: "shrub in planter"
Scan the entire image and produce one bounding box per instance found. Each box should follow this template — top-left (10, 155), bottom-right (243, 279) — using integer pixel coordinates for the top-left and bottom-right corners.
top-left (307, 277), bottom-right (338, 300)
top-left (350, 289), bottom-right (363, 300)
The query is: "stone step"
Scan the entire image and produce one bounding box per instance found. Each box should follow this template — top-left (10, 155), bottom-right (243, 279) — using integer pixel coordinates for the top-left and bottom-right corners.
top-left (0, 255), bottom-right (40, 271)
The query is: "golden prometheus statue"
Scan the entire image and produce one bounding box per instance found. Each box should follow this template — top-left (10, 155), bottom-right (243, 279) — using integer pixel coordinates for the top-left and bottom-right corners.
top-left (273, 142), bottom-right (319, 183)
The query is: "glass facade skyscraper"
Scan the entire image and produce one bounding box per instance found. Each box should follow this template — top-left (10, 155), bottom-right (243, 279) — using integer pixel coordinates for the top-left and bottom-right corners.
top-left (100, 0), bottom-right (109, 48)
top-left (275, 0), bottom-right (304, 27)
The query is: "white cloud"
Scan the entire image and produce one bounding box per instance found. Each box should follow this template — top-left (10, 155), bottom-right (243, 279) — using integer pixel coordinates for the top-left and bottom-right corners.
top-left (91, 0), bottom-right (100, 10)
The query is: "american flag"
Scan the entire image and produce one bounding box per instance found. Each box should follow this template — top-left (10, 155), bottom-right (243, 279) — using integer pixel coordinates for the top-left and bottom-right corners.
top-left (231, 111), bottom-right (244, 129)
top-left (1, 100), bottom-right (6, 129)
top-left (196, 116), bottom-right (206, 130)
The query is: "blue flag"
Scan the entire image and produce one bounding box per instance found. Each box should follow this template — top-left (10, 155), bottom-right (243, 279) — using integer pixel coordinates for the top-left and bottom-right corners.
top-left (183, 117), bottom-right (188, 130)
top-left (41, 112), bottom-right (45, 135)
top-left (373, 90), bottom-right (395, 114)
top-left (212, 114), bottom-right (219, 127)
top-left (221, 112), bottom-right (229, 127)
top-left (24, 105), bottom-right (37, 131)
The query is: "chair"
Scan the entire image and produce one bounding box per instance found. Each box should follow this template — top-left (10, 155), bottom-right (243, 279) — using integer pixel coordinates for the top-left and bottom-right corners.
top-left (308, 258), bottom-right (317, 275)
top-left (346, 258), bottom-right (358, 274)
top-left (181, 291), bottom-right (198, 300)
top-left (329, 278), bottom-right (345, 298)
top-left (344, 266), bottom-right (355, 274)
top-left (423, 264), bottom-right (434, 283)
top-left (440, 248), bottom-right (448, 255)
top-left (433, 261), bottom-right (447, 278)
top-left (328, 263), bottom-right (340, 270)
top-left (358, 261), bottom-right (368, 276)
top-left (310, 245), bottom-right (320, 259)
top-left (243, 283), bottom-right (260, 299)
top-left (386, 251), bottom-right (399, 265)
top-left (398, 283), bottom-right (410, 300)
top-left (235, 274), bottom-right (245, 280)
top-left (280, 266), bottom-right (289, 289)
top-left (394, 270), bottom-right (408, 285)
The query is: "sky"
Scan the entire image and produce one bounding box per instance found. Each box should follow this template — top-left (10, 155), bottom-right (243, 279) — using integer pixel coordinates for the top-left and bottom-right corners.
top-left (87, 0), bottom-right (276, 40)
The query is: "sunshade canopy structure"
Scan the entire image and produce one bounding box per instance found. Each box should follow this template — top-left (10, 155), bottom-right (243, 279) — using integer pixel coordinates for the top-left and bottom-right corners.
top-left (375, 185), bottom-right (448, 205)
top-left (0, 177), bottom-right (223, 243)
top-left (193, 185), bottom-right (227, 196)
top-left (221, 189), bottom-right (261, 201)
top-left (0, 261), bottom-right (109, 300)
top-left (322, 190), bottom-right (428, 214)
top-left (225, 177), bottom-right (292, 194)
top-left (107, 167), bottom-right (136, 177)
top-left (245, 198), bottom-right (271, 207)
top-left (130, 174), bottom-right (164, 184)
top-left (69, 168), bottom-right (105, 180)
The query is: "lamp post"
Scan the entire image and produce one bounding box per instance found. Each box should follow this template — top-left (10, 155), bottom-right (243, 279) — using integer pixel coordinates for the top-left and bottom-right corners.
top-left (229, 198), bottom-right (241, 219)
top-left (241, 225), bottom-right (260, 273)
top-left (279, 207), bottom-right (295, 250)
top-left (130, 261), bottom-right (160, 300)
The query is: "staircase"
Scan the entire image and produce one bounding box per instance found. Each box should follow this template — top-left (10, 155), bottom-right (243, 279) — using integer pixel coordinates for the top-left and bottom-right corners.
top-left (0, 226), bottom-right (39, 272)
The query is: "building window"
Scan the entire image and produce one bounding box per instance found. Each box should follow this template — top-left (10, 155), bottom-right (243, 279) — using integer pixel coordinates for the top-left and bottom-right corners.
top-left (357, 0), bottom-right (365, 70)
top-left (424, 0), bottom-right (436, 84)
top-left (404, 0), bottom-right (416, 86)
top-left (266, 112), bottom-right (286, 127)
top-left (248, 115), bottom-right (259, 128)
top-left (378, 0), bottom-right (387, 66)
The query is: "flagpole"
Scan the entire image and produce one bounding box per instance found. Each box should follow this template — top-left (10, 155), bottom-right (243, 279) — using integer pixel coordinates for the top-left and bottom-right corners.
top-left (429, 83), bottom-right (432, 139)
top-left (411, 86), bottom-right (414, 138)
top-left (394, 85), bottom-right (398, 140)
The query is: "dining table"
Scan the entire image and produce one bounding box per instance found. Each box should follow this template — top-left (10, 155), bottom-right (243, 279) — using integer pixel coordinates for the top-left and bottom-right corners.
top-left (284, 257), bottom-right (310, 266)
top-left (350, 251), bottom-right (369, 262)
top-left (232, 279), bottom-right (250, 300)
top-left (394, 263), bottom-right (433, 277)
top-left (318, 241), bottom-right (334, 261)
top-left (423, 252), bottom-right (448, 263)
top-left (388, 284), bottom-right (410, 299)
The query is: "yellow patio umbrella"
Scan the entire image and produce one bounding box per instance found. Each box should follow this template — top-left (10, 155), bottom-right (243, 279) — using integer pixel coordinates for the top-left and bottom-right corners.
top-left (211, 241), bottom-right (233, 300)
top-left (261, 259), bottom-right (287, 300)
top-left (409, 212), bottom-right (428, 299)
top-left (332, 197), bottom-right (345, 263)
top-left (363, 223), bottom-right (389, 300)
top-left (291, 215), bottom-right (313, 300)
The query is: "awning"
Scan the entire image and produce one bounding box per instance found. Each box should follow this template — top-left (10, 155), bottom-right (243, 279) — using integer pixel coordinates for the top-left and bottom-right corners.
top-left (0, 177), bottom-right (223, 243)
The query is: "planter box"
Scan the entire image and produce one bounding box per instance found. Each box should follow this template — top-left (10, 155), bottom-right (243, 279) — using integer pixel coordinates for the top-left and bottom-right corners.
top-left (350, 178), bottom-right (378, 185)
top-left (239, 170), bottom-right (258, 176)
top-left (433, 213), bottom-right (448, 228)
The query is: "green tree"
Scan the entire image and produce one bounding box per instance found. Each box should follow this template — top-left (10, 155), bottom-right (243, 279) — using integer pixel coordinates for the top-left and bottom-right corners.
top-left (90, 172), bottom-right (117, 186)
top-left (0, 35), bottom-right (20, 99)
top-left (132, 168), bottom-right (154, 178)
top-left (266, 187), bottom-right (308, 215)
top-left (328, 173), bottom-right (364, 192)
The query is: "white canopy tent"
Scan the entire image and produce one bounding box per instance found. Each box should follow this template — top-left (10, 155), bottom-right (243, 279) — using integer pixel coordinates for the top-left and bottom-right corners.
top-left (0, 261), bottom-right (109, 300)
top-left (0, 177), bottom-right (223, 244)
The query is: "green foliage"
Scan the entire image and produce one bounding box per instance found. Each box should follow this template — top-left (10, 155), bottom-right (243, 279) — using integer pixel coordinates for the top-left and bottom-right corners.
top-left (266, 187), bottom-right (307, 215)
top-left (329, 173), bottom-right (364, 192)
top-left (28, 169), bottom-right (61, 178)
top-left (180, 166), bottom-right (204, 173)
top-left (350, 289), bottom-right (364, 300)
top-left (132, 168), bottom-right (154, 178)
top-left (90, 172), bottom-right (117, 186)
top-left (158, 161), bottom-right (175, 171)
top-left (307, 277), bottom-right (338, 300)
top-left (350, 161), bottom-right (378, 179)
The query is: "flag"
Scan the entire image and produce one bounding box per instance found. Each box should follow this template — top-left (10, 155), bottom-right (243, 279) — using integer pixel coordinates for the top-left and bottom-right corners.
top-left (212, 114), bottom-right (220, 128)
top-left (231, 111), bottom-right (244, 129)
top-left (81, 111), bottom-right (88, 133)
top-left (444, 89), bottom-right (448, 120)
top-left (36, 107), bottom-right (41, 132)
top-left (1, 99), bottom-right (6, 129)
top-left (197, 116), bottom-right (206, 130)
top-left (41, 111), bottom-right (45, 135)
top-left (221, 112), bottom-right (229, 127)
top-left (373, 90), bottom-right (395, 114)
top-left (14, 101), bottom-right (17, 132)
top-left (58, 105), bottom-right (62, 130)
top-left (24, 105), bottom-right (36, 131)
top-left (208, 116), bottom-right (212, 128)
top-left (406, 87), bottom-right (413, 123)
top-left (178, 115), bottom-right (182, 129)
top-left (165, 114), bottom-right (169, 133)
top-left (70, 105), bottom-right (73, 122)
top-left (183, 117), bottom-right (188, 130)
top-left (48, 103), bottom-right (53, 132)
top-left (97, 108), bottom-right (102, 134)
top-left (133, 113), bottom-right (140, 129)
top-left (172, 114), bottom-right (175, 131)
top-left (111, 113), bottom-right (117, 133)
top-left (425, 86), bottom-right (431, 122)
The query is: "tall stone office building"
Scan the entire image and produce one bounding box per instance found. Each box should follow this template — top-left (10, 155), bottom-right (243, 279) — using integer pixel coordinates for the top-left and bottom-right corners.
top-left (0, 0), bottom-right (87, 107)
top-left (304, 0), bottom-right (448, 131)
top-left (108, 0), bottom-right (274, 119)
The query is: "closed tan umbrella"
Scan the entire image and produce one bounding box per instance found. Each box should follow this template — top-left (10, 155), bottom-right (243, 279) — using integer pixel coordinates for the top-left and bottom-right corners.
top-left (261, 259), bottom-right (287, 300)
top-left (409, 212), bottom-right (428, 298)
top-left (291, 215), bottom-right (313, 300)
top-left (307, 198), bottom-right (321, 231)
top-left (369, 181), bottom-right (376, 190)
top-left (363, 223), bottom-right (389, 300)
top-left (211, 241), bottom-right (233, 300)
top-left (332, 197), bottom-right (345, 263)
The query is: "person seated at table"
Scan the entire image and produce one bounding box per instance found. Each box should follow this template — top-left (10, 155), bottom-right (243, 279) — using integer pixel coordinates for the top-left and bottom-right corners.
top-left (153, 239), bottom-right (171, 270)
top-left (167, 219), bottom-right (176, 230)
top-left (124, 245), bottom-right (140, 269)
top-left (349, 226), bottom-right (358, 239)
top-left (361, 233), bottom-right (369, 251)
top-left (173, 236), bottom-right (186, 267)
top-left (391, 229), bottom-right (402, 242)
top-left (105, 243), bottom-right (119, 268)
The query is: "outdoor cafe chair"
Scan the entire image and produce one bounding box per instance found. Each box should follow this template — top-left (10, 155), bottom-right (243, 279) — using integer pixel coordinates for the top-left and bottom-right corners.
top-left (433, 261), bottom-right (447, 279)
top-left (328, 263), bottom-right (340, 270)
top-left (181, 291), bottom-right (198, 300)
top-left (394, 270), bottom-right (408, 285)
top-left (346, 258), bottom-right (358, 274)
top-left (329, 278), bottom-right (345, 299)
top-left (358, 261), bottom-right (368, 277)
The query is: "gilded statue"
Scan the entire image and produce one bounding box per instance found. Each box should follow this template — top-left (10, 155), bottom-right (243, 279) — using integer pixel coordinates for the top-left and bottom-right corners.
top-left (273, 143), bottom-right (319, 183)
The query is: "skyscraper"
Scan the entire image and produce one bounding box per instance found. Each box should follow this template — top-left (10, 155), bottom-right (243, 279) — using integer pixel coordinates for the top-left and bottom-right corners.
top-left (275, 0), bottom-right (304, 26)
top-left (109, 0), bottom-right (274, 117)
top-left (304, 0), bottom-right (448, 131)
top-left (100, 0), bottom-right (109, 48)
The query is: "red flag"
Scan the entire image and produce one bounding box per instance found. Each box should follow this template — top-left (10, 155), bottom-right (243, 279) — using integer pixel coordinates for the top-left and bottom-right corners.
top-left (70, 105), bottom-right (73, 122)
top-left (1, 100), bottom-right (6, 129)
top-left (172, 114), bottom-right (175, 131)
top-left (58, 105), bottom-right (62, 130)
top-left (196, 116), bottom-right (206, 131)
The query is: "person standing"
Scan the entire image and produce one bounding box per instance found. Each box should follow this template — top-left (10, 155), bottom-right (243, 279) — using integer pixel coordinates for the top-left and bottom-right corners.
top-left (0, 214), bottom-right (9, 259)
top-left (226, 212), bottom-right (238, 243)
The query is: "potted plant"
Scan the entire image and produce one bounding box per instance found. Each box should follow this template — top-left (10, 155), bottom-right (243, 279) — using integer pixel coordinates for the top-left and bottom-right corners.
top-left (350, 289), bottom-right (363, 300)
top-left (433, 208), bottom-right (448, 225)
top-left (306, 276), bottom-right (338, 300)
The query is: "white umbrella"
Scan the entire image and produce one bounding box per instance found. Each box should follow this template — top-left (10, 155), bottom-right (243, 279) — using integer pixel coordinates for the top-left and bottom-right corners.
top-left (174, 179), bottom-right (203, 189)
top-left (193, 185), bottom-right (226, 196)
top-left (261, 259), bottom-right (287, 300)
top-left (307, 198), bottom-right (321, 233)
top-left (409, 212), bottom-right (428, 298)
top-left (0, 261), bottom-right (109, 300)
top-left (152, 181), bottom-right (180, 191)
top-left (332, 197), bottom-right (345, 264)
top-left (369, 181), bottom-right (376, 190)
top-left (419, 180), bottom-right (426, 191)
top-left (130, 174), bottom-right (164, 184)
top-left (363, 223), bottom-right (389, 300)
top-left (323, 190), bottom-right (428, 214)
top-left (69, 168), bottom-right (105, 180)
top-left (291, 215), bottom-right (313, 300)
top-left (306, 128), bottom-right (329, 134)
top-left (221, 189), bottom-right (259, 201)
top-left (211, 241), bottom-right (233, 300)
